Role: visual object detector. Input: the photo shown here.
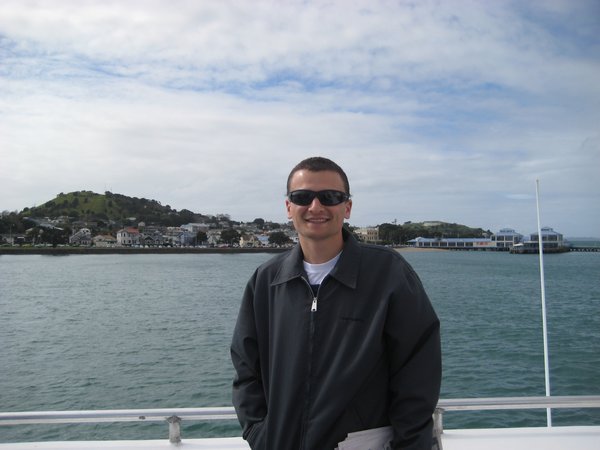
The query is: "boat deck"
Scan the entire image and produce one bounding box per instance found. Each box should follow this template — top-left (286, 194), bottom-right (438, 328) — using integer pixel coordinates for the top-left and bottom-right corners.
top-left (2, 397), bottom-right (599, 449)
top-left (2, 426), bottom-right (600, 450)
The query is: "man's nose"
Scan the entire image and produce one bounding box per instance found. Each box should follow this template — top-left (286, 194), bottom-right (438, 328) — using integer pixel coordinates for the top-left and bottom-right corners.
top-left (308, 196), bottom-right (325, 209)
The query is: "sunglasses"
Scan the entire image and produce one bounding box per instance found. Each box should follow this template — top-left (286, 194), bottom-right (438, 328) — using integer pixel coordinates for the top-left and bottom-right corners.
top-left (288, 190), bottom-right (351, 206)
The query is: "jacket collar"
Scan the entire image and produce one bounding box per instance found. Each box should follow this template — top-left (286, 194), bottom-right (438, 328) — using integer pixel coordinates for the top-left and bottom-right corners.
top-left (272, 228), bottom-right (359, 289)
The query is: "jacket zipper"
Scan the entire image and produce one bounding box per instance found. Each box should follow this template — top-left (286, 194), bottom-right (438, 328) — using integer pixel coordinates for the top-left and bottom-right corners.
top-left (299, 277), bottom-right (320, 449)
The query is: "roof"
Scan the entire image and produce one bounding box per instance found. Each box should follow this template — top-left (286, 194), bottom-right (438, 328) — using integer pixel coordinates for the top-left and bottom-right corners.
top-left (409, 237), bottom-right (492, 243)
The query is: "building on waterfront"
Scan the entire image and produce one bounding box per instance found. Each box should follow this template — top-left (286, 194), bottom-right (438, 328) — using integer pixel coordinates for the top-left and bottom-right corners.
top-left (93, 234), bottom-right (117, 247)
top-left (142, 230), bottom-right (165, 247)
top-left (408, 237), bottom-right (496, 249)
top-left (530, 227), bottom-right (565, 249)
top-left (511, 227), bottom-right (568, 253)
top-left (492, 228), bottom-right (524, 250)
top-left (69, 228), bottom-right (92, 246)
top-left (239, 233), bottom-right (261, 247)
top-left (116, 227), bottom-right (140, 246)
top-left (407, 226), bottom-right (568, 252)
top-left (163, 227), bottom-right (197, 246)
top-left (356, 227), bottom-right (380, 244)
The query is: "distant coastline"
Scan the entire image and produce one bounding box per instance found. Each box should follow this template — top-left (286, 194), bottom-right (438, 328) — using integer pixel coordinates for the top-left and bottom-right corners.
top-left (2, 241), bottom-right (597, 256)
top-left (0, 246), bottom-right (289, 256)
top-left (0, 245), bottom-right (447, 256)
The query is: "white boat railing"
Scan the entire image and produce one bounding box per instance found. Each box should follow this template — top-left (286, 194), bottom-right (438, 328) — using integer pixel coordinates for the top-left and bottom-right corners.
top-left (433, 395), bottom-right (600, 437)
top-left (1, 396), bottom-right (599, 444)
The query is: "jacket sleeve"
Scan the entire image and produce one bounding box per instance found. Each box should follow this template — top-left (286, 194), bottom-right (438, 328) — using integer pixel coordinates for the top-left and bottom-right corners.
top-left (231, 271), bottom-right (268, 448)
top-left (386, 263), bottom-right (442, 450)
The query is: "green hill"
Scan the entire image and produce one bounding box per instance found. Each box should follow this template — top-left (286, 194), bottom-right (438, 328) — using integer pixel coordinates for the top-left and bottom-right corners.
top-left (21, 190), bottom-right (207, 227)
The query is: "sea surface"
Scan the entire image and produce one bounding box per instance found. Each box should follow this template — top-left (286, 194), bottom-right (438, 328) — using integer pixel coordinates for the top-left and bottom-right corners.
top-left (1, 250), bottom-right (599, 443)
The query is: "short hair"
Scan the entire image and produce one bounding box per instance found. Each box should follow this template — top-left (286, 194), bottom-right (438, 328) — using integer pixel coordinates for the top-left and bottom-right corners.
top-left (286, 157), bottom-right (350, 195)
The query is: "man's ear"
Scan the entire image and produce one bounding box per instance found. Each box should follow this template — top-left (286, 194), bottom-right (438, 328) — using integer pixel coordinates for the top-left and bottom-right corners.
top-left (344, 199), bottom-right (352, 220)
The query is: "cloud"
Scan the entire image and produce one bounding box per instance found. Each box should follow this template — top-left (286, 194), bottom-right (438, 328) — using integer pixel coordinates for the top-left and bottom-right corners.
top-left (1, 0), bottom-right (599, 236)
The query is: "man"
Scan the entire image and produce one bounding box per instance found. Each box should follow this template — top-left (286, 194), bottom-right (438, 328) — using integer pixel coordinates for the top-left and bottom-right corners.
top-left (231, 157), bottom-right (441, 449)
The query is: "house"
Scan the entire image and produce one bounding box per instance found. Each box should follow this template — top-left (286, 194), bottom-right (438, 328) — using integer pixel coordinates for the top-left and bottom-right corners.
top-left (356, 227), bottom-right (379, 244)
top-left (181, 223), bottom-right (210, 234)
top-left (240, 233), bottom-right (260, 247)
top-left (162, 227), bottom-right (197, 246)
top-left (206, 230), bottom-right (221, 246)
top-left (142, 230), bottom-right (164, 247)
top-left (69, 228), bottom-right (92, 246)
top-left (179, 230), bottom-right (197, 246)
top-left (163, 227), bottom-right (183, 246)
top-left (257, 235), bottom-right (271, 246)
top-left (116, 227), bottom-right (141, 246)
top-left (93, 234), bottom-right (117, 247)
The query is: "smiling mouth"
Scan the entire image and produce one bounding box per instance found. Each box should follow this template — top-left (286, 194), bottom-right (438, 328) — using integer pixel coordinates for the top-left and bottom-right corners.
top-left (306, 217), bottom-right (329, 223)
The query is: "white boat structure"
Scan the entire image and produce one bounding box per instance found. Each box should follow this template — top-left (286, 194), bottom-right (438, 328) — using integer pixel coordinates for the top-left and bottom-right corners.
top-left (1, 396), bottom-right (600, 449)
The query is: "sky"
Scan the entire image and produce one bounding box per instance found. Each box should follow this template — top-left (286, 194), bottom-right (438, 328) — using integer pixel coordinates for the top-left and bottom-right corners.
top-left (1, 1), bottom-right (599, 237)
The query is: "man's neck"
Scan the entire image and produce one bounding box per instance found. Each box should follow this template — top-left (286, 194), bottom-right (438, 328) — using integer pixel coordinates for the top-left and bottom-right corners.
top-left (299, 234), bottom-right (345, 264)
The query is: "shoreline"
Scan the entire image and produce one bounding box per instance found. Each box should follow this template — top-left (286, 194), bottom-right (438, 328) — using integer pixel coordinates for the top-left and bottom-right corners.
top-left (0, 246), bottom-right (289, 255)
top-left (0, 246), bottom-right (446, 256)
top-left (5, 245), bottom-right (590, 256)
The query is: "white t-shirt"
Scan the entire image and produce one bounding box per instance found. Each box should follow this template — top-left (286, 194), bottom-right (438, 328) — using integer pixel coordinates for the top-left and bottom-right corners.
top-left (303, 252), bottom-right (342, 286)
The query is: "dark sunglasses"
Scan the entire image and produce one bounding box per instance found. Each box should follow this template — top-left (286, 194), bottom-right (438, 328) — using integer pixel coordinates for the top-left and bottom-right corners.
top-left (288, 190), bottom-right (351, 206)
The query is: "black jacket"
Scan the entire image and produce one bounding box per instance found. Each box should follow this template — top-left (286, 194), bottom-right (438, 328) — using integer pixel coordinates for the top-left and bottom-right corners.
top-left (231, 231), bottom-right (441, 449)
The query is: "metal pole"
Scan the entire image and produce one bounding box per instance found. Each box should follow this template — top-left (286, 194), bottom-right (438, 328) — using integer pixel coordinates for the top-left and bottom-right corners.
top-left (167, 415), bottom-right (181, 444)
top-left (536, 179), bottom-right (552, 427)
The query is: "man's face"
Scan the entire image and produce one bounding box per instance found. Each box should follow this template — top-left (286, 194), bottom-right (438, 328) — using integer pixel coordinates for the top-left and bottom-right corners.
top-left (286, 169), bottom-right (352, 243)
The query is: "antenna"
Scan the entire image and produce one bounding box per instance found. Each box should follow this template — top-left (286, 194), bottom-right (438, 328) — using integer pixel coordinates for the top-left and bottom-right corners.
top-left (536, 179), bottom-right (552, 427)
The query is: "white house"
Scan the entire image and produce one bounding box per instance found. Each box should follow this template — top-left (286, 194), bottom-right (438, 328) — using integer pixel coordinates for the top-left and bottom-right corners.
top-left (93, 234), bottom-right (117, 247)
top-left (356, 227), bottom-right (379, 244)
top-left (116, 227), bottom-right (141, 246)
top-left (69, 228), bottom-right (92, 246)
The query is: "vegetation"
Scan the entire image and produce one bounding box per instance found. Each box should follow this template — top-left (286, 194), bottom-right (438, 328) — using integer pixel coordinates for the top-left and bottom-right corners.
top-left (378, 221), bottom-right (491, 245)
top-left (1, 190), bottom-right (492, 248)
top-left (19, 191), bottom-right (210, 228)
top-left (0, 191), bottom-right (217, 246)
top-left (268, 231), bottom-right (292, 246)
top-left (220, 228), bottom-right (241, 245)
top-left (0, 211), bottom-right (28, 234)
top-left (196, 231), bottom-right (208, 244)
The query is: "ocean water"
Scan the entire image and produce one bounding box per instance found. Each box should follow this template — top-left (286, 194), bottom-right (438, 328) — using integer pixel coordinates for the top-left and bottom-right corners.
top-left (0, 250), bottom-right (598, 443)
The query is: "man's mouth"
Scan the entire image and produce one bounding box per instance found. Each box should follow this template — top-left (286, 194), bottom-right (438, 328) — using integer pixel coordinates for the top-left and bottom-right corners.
top-left (305, 217), bottom-right (329, 223)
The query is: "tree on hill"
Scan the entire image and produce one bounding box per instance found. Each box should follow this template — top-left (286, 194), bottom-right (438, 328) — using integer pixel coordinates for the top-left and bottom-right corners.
top-left (220, 228), bottom-right (240, 245)
top-left (378, 221), bottom-right (488, 244)
top-left (29, 226), bottom-right (71, 247)
top-left (196, 231), bottom-right (207, 244)
top-left (0, 212), bottom-right (26, 234)
top-left (269, 231), bottom-right (292, 246)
